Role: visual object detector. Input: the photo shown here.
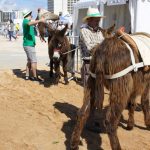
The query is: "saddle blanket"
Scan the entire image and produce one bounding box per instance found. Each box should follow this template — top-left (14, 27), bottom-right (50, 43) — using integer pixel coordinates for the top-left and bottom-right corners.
top-left (130, 34), bottom-right (150, 66)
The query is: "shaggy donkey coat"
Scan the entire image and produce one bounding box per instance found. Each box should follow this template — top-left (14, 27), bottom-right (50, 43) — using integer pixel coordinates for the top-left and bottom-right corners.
top-left (71, 33), bottom-right (150, 150)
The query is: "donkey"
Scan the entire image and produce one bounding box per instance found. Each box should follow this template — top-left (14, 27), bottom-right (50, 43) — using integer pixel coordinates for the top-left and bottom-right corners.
top-left (38, 23), bottom-right (71, 84)
top-left (71, 31), bottom-right (150, 150)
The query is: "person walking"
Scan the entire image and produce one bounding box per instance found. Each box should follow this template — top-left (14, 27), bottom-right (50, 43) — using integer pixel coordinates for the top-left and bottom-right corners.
top-left (8, 19), bottom-right (16, 41)
top-left (22, 10), bottom-right (45, 82)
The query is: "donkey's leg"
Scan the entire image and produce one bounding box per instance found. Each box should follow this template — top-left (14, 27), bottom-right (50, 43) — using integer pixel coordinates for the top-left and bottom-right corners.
top-left (71, 87), bottom-right (91, 150)
top-left (54, 61), bottom-right (60, 84)
top-left (105, 97), bottom-right (127, 150)
top-left (62, 58), bottom-right (69, 84)
top-left (141, 83), bottom-right (150, 128)
top-left (86, 98), bottom-right (97, 131)
top-left (86, 74), bottom-right (103, 133)
top-left (127, 93), bottom-right (137, 130)
top-left (49, 59), bottom-right (53, 77)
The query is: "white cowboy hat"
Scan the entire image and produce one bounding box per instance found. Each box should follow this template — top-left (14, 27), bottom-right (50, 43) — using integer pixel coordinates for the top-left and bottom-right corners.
top-left (39, 9), bottom-right (59, 21)
top-left (83, 7), bottom-right (106, 23)
top-left (23, 11), bottom-right (32, 18)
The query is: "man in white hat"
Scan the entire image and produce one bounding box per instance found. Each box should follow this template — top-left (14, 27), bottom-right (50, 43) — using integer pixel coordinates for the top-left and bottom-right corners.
top-left (79, 7), bottom-right (105, 132)
top-left (80, 7), bottom-right (105, 87)
top-left (22, 11), bottom-right (45, 82)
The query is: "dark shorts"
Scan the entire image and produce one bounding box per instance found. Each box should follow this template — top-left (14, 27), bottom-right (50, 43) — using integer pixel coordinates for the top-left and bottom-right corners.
top-left (23, 46), bottom-right (37, 63)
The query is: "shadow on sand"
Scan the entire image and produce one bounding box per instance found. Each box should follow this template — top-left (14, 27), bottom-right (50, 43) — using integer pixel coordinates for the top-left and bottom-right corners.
top-left (53, 102), bottom-right (150, 150)
top-left (53, 102), bottom-right (107, 150)
top-left (12, 69), bottom-right (66, 87)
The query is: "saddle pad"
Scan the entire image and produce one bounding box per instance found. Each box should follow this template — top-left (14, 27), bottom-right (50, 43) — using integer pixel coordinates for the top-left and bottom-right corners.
top-left (130, 35), bottom-right (150, 66)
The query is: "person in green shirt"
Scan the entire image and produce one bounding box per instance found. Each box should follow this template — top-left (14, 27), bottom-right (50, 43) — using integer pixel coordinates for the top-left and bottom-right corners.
top-left (22, 11), bottom-right (45, 82)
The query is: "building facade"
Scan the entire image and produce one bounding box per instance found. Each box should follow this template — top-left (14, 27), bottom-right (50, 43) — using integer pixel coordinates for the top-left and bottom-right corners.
top-left (0, 10), bottom-right (23, 23)
top-left (48, 0), bottom-right (79, 15)
top-left (0, 10), bottom-right (2, 22)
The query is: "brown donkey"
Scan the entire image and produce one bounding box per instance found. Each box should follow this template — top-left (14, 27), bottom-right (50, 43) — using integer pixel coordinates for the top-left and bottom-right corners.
top-left (71, 32), bottom-right (150, 150)
top-left (38, 23), bottom-right (71, 84)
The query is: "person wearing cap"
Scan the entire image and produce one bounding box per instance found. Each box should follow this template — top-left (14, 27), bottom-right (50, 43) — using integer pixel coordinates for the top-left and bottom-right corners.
top-left (79, 7), bottom-right (105, 87)
top-left (22, 11), bottom-right (45, 82)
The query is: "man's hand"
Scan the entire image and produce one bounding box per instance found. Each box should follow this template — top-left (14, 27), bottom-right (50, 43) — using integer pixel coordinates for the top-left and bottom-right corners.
top-left (39, 16), bottom-right (45, 23)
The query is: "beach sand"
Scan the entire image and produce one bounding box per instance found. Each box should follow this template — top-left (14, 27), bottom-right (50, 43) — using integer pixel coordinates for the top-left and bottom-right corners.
top-left (0, 69), bottom-right (150, 150)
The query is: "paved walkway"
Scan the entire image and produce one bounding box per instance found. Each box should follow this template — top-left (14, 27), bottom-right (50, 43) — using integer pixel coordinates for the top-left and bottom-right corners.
top-left (0, 35), bottom-right (49, 69)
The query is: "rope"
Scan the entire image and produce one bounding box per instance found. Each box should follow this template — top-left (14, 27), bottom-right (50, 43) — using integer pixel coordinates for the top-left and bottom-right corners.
top-left (62, 47), bottom-right (78, 55)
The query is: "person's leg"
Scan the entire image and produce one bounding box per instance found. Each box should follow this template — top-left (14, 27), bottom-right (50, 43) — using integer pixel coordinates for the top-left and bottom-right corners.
top-left (24, 46), bottom-right (31, 79)
top-left (15, 30), bottom-right (18, 38)
top-left (11, 31), bottom-right (16, 40)
top-left (24, 46), bottom-right (42, 82)
top-left (82, 61), bottom-right (90, 87)
top-left (29, 47), bottom-right (43, 82)
top-left (25, 62), bottom-right (31, 79)
top-left (29, 46), bottom-right (37, 78)
top-left (8, 31), bottom-right (11, 41)
top-left (31, 62), bottom-right (37, 78)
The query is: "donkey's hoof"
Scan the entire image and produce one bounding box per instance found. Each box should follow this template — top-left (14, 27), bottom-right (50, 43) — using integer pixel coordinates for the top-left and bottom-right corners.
top-left (127, 119), bottom-right (134, 130)
top-left (64, 78), bottom-right (69, 85)
top-left (54, 81), bottom-right (59, 85)
top-left (49, 72), bottom-right (53, 77)
top-left (127, 125), bottom-right (134, 130)
top-left (70, 145), bottom-right (79, 150)
top-left (145, 120), bottom-right (150, 129)
top-left (146, 126), bottom-right (150, 130)
top-left (65, 81), bottom-right (69, 85)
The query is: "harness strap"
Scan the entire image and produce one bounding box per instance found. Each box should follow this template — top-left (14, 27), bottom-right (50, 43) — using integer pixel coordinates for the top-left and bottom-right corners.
top-left (89, 62), bottom-right (144, 79)
top-left (89, 40), bottom-right (144, 79)
top-left (123, 41), bottom-right (138, 72)
top-left (104, 62), bottom-right (144, 79)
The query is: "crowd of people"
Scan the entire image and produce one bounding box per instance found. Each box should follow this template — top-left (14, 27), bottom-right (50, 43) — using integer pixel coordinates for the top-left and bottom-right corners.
top-left (1, 20), bottom-right (20, 41)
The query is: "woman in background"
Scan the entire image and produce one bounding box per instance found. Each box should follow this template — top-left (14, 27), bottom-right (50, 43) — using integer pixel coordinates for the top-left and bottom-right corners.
top-left (8, 19), bottom-right (16, 41)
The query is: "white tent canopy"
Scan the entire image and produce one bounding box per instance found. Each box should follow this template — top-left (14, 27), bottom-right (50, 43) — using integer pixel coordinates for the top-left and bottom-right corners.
top-left (73, 0), bottom-right (150, 37)
top-left (130, 0), bottom-right (150, 33)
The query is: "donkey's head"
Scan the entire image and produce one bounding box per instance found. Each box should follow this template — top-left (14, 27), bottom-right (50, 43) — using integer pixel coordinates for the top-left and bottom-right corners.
top-left (38, 22), bottom-right (55, 42)
top-left (48, 24), bottom-right (68, 60)
top-left (38, 22), bottom-right (47, 42)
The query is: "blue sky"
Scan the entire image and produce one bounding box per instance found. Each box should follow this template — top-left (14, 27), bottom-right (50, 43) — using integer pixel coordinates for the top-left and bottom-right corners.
top-left (0, 0), bottom-right (47, 17)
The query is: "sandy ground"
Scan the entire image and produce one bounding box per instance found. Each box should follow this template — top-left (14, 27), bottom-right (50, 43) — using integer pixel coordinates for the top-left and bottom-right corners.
top-left (0, 35), bottom-right (49, 69)
top-left (0, 35), bottom-right (150, 150)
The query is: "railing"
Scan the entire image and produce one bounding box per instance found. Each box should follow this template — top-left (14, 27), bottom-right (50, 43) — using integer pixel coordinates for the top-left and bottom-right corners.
top-left (67, 35), bottom-right (82, 81)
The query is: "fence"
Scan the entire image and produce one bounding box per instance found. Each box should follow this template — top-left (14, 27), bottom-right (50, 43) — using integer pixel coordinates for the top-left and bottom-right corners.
top-left (67, 35), bottom-right (82, 81)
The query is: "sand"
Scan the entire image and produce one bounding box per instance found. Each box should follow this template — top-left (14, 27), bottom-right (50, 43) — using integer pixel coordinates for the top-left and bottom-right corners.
top-left (0, 68), bottom-right (150, 150)
top-left (0, 34), bottom-right (150, 150)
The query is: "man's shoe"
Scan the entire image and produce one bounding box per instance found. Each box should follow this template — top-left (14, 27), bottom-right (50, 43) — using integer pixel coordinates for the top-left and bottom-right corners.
top-left (25, 76), bottom-right (29, 80)
top-left (30, 77), bottom-right (44, 83)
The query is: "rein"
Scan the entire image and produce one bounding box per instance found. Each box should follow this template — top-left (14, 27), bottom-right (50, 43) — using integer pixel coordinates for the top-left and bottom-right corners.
top-left (62, 47), bottom-right (77, 55)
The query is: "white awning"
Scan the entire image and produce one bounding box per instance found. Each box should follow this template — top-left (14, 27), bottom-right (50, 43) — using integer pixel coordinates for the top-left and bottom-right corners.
top-left (73, 0), bottom-right (98, 9)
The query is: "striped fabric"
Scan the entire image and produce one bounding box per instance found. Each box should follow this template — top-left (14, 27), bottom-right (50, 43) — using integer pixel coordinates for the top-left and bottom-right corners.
top-left (79, 25), bottom-right (104, 59)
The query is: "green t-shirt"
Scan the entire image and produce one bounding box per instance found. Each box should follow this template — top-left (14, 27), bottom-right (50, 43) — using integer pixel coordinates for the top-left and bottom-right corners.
top-left (22, 18), bottom-right (36, 47)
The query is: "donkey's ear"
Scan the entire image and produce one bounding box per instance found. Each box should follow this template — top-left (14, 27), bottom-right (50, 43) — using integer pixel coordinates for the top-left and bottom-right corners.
top-left (60, 24), bottom-right (68, 36)
top-left (107, 23), bottom-right (115, 34)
